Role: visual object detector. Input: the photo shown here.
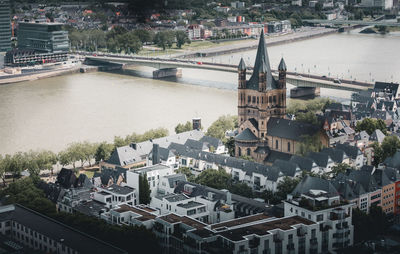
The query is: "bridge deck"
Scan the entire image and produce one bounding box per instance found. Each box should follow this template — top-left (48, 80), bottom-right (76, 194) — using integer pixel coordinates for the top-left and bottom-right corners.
top-left (85, 55), bottom-right (373, 92)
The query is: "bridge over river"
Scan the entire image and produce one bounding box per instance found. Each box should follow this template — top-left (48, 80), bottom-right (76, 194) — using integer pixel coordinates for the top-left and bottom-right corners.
top-left (85, 55), bottom-right (373, 92)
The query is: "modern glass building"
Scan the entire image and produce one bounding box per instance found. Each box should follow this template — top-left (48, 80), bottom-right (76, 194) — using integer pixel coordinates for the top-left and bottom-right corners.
top-left (0, 0), bottom-right (11, 52)
top-left (17, 22), bottom-right (69, 53)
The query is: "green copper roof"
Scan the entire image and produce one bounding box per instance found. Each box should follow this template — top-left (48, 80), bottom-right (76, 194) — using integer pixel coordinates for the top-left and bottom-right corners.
top-left (278, 57), bottom-right (287, 71)
top-left (246, 32), bottom-right (277, 90)
top-left (238, 57), bottom-right (246, 70)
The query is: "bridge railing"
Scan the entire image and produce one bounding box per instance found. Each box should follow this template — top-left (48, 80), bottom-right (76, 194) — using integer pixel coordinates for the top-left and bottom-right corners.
top-left (83, 52), bottom-right (373, 87)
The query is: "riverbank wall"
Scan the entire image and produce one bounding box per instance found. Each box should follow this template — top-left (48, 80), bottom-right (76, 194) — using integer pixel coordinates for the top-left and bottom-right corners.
top-left (0, 66), bottom-right (82, 85)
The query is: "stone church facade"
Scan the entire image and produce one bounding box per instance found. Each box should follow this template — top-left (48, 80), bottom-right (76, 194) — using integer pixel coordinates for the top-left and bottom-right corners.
top-left (235, 32), bottom-right (328, 164)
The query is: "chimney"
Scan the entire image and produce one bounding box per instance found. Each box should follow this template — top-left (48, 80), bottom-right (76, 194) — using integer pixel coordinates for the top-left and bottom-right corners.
top-left (192, 118), bottom-right (201, 130)
top-left (152, 143), bottom-right (160, 165)
top-left (221, 189), bottom-right (232, 205)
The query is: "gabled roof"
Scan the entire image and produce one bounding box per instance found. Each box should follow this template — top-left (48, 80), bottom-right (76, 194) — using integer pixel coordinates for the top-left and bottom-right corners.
top-left (56, 168), bottom-right (77, 189)
top-left (290, 155), bottom-right (315, 172)
top-left (307, 152), bottom-right (331, 168)
top-left (149, 146), bottom-right (175, 161)
top-left (185, 139), bottom-right (208, 150)
top-left (347, 170), bottom-right (380, 192)
top-left (248, 118), bottom-right (259, 130)
top-left (355, 131), bottom-right (370, 141)
top-left (335, 143), bottom-right (361, 159)
top-left (246, 32), bottom-right (277, 91)
top-left (291, 176), bottom-right (339, 197)
top-left (320, 147), bottom-right (346, 163)
top-left (273, 159), bottom-right (298, 177)
top-left (107, 130), bottom-right (204, 166)
top-left (235, 128), bottom-right (258, 141)
top-left (369, 129), bottom-right (386, 143)
top-left (384, 149), bottom-right (400, 168)
top-left (371, 110), bottom-right (391, 120)
top-left (267, 118), bottom-right (320, 141)
top-left (199, 135), bottom-right (224, 149)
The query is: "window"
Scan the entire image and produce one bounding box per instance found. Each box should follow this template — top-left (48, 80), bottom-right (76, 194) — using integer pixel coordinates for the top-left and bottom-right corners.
top-left (273, 96), bottom-right (276, 103)
top-left (287, 142), bottom-right (290, 152)
top-left (238, 147), bottom-right (241, 156)
top-left (262, 97), bottom-right (264, 103)
top-left (317, 214), bottom-right (324, 222)
top-left (257, 97), bottom-right (259, 104)
top-left (248, 96), bottom-right (251, 103)
top-left (252, 96), bottom-right (256, 103)
top-left (247, 148), bottom-right (251, 156)
top-left (187, 209), bottom-right (196, 216)
top-left (275, 140), bottom-right (278, 149)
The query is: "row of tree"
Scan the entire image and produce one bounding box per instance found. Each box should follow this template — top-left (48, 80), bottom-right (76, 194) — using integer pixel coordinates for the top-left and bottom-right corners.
top-left (176, 167), bottom-right (306, 202)
top-left (68, 26), bottom-right (190, 53)
top-left (0, 127), bottom-right (170, 184)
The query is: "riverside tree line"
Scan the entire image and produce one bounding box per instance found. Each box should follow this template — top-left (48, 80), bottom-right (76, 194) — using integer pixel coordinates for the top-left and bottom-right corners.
top-left (0, 115), bottom-right (237, 185)
top-left (67, 26), bottom-right (190, 53)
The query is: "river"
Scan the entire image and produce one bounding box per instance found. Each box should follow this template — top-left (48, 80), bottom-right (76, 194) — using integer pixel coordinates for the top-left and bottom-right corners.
top-left (0, 31), bottom-right (399, 154)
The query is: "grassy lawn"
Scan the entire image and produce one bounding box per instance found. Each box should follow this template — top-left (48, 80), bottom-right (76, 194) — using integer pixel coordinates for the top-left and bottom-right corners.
top-left (137, 38), bottom-right (256, 56)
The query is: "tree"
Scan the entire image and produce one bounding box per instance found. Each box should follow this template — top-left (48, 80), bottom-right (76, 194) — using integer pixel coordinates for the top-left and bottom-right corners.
top-left (175, 30), bottom-right (190, 49)
top-left (134, 29), bottom-right (155, 44)
top-left (372, 136), bottom-right (400, 166)
top-left (229, 182), bottom-right (253, 198)
top-left (0, 155), bottom-right (8, 186)
top-left (352, 206), bottom-right (390, 243)
top-left (8, 152), bottom-right (26, 182)
top-left (154, 31), bottom-right (175, 50)
top-left (206, 115), bottom-right (238, 141)
top-left (314, 2), bottom-right (323, 11)
top-left (175, 167), bottom-right (195, 182)
top-left (95, 142), bottom-right (115, 162)
top-left (295, 111), bottom-right (319, 125)
top-left (296, 134), bottom-right (323, 156)
top-left (240, 155), bottom-right (255, 162)
top-left (259, 189), bottom-right (281, 205)
top-left (275, 177), bottom-right (301, 201)
top-left (195, 168), bottom-right (231, 190)
top-left (175, 121), bottom-right (192, 134)
top-left (226, 137), bottom-right (235, 157)
top-left (139, 173), bottom-right (151, 204)
top-left (331, 163), bottom-right (351, 177)
top-left (355, 118), bottom-right (387, 135)
top-left (118, 32), bottom-right (142, 54)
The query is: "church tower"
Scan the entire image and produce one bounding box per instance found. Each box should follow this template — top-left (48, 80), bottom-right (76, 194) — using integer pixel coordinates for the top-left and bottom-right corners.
top-left (235, 32), bottom-right (287, 163)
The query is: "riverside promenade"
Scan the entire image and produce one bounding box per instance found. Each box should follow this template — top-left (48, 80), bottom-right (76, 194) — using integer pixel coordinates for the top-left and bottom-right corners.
top-left (0, 65), bottom-right (81, 85)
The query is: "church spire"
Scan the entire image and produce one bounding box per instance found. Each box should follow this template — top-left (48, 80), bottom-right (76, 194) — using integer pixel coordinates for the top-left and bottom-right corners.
top-left (278, 57), bottom-right (287, 71)
top-left (246, 31), bottom-right (276, 91)
top-left (238, 57), bottom-right (246, 71)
